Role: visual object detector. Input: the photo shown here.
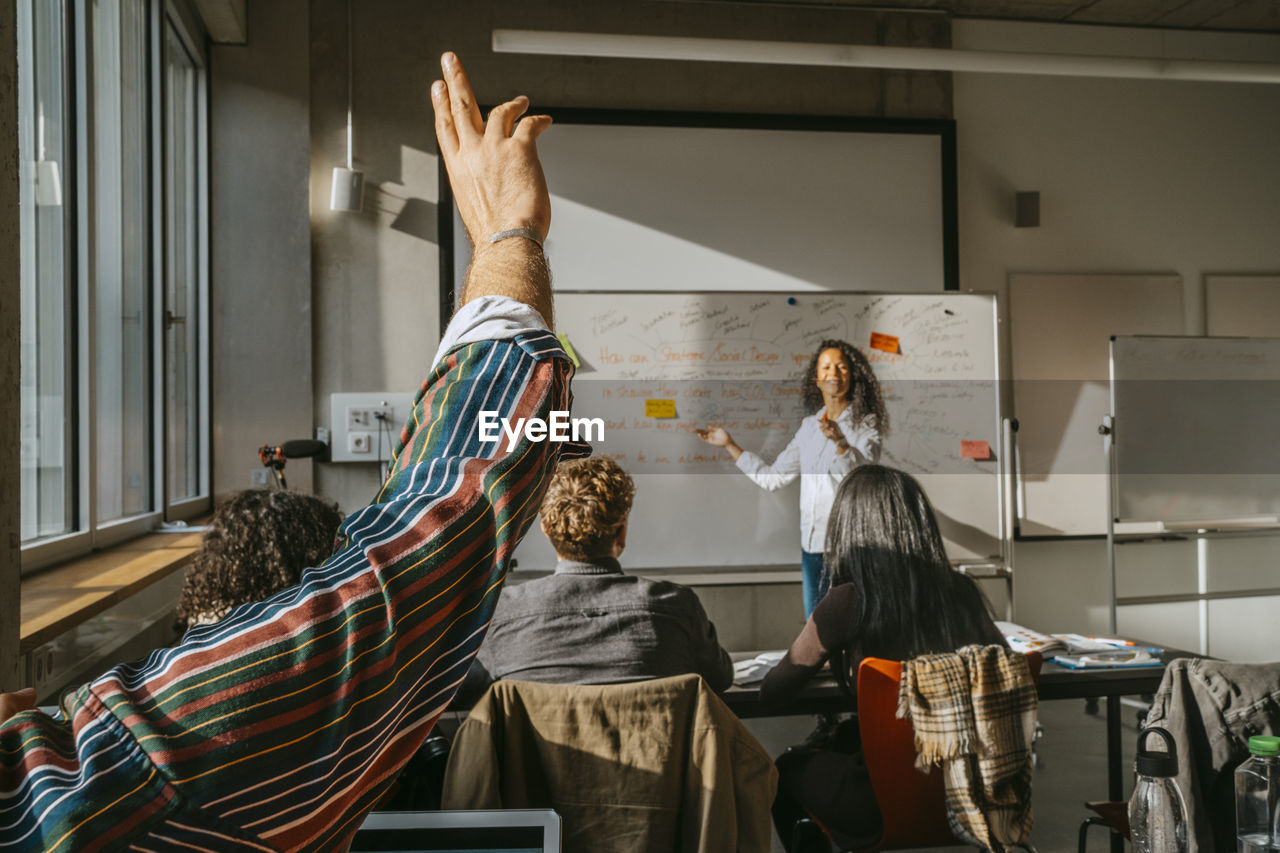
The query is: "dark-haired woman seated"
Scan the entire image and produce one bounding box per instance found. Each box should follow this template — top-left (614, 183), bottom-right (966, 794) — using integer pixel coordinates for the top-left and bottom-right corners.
top-left (761, 464), bottom-right (1004, 852)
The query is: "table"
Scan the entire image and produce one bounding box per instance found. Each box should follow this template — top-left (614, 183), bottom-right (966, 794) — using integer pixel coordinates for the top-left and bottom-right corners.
top-left (726, 647), bottom-right (1195, 853)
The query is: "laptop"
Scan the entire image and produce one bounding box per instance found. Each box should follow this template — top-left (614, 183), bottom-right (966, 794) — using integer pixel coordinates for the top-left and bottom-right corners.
top-left (350, 810), bottom-right (561, 853)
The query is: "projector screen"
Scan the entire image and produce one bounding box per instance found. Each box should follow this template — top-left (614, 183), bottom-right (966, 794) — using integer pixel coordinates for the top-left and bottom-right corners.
top-left (442, 110), bottom-right (957, 317)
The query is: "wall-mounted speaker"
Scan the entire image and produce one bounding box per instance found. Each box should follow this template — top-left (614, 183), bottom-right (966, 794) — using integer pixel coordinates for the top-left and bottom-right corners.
top-left (1015, 191), bottom-right (1040, 228)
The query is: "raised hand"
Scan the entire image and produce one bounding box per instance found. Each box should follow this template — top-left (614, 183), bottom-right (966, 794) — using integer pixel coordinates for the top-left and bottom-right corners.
top-left (431, 52), bottom-right (552, 246)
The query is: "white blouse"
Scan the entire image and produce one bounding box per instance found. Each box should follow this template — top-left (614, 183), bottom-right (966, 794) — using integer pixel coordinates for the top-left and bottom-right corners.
top-left (735, 408), bottom-right (880, 553)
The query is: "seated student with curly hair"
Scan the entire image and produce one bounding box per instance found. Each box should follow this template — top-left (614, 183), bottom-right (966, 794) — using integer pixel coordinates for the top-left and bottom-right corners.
top-left (468, 457), bottom-right (733, 693)
top-left (175, 489), bottom-right (344, 629)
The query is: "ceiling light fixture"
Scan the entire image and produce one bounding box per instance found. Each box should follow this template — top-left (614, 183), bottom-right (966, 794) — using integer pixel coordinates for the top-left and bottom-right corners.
top-left (330, 0), bottom-right (363, 212)
top-left (491, 29), bottom-right (1280, 85)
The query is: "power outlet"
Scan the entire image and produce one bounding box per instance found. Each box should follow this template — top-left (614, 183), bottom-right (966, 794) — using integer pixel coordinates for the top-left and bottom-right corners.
top-left (330, 392), bottom-right (412, 463)
top-left (348, 405), bottom-right (393, 430)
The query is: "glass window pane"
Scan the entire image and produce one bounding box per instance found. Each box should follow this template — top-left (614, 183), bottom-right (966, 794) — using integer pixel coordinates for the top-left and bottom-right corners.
top-left (18, 0), bottom-right (73, 543)
top-left (164, 25), bottom-right (200, 502)
top-left (93, 0), bottom-right (152, 523)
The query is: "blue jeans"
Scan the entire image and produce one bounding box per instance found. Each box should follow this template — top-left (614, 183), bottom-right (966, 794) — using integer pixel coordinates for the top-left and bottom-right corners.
top-left (801, 550), bottom-right (828, 619)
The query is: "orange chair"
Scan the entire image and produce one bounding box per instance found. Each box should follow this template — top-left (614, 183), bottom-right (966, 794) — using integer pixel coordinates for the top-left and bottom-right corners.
top-left (841, 651), bottom-right (1043, 852)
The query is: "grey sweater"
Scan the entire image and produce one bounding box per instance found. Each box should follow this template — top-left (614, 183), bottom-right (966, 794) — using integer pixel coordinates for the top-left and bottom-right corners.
top-left (470, 557), bottom-right (734, 693)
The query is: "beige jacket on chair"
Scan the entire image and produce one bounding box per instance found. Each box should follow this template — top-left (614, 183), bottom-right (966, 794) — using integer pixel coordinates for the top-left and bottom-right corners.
top-left (442, 674), bottom-right (777, 853)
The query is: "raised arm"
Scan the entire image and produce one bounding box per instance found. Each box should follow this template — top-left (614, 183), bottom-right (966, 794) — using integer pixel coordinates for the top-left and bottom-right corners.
top-left (432, 52), bottom-right (554, 326)
top-left (733, 426), bottom-right (804, 492)
top-left (0, 54), bottom-right (582, 853)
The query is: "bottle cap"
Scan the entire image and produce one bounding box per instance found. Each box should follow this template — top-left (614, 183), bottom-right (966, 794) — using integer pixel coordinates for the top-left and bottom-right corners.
top-left (1135, 726), bottom-right (1179, 778)
top-left (1248, 735), bottom-right (1280, 757)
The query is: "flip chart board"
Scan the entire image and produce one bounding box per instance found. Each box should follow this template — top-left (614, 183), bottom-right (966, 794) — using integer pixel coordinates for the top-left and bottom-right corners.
top-left (516, 291), bottom-right (1004, 571)
top-left (1110, 336), bottom-right (1280, 524)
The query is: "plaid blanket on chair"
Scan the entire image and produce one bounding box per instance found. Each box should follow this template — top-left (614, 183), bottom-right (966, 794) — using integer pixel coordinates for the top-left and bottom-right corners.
top-left (897, 644), bottom-right (1038, 853)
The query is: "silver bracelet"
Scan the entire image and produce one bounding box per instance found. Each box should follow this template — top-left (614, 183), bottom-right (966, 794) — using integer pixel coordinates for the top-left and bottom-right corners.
top-left (488, 227), bottom-right (544, 247)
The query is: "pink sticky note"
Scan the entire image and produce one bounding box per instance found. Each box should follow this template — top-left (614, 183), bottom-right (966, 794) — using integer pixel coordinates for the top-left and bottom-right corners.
top-left (961, 440), bottom-right (991, 460)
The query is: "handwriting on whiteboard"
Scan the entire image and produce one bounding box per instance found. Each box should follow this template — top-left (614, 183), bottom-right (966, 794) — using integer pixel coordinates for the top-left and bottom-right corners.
top-left (561, 293), bottom-right (998, 475)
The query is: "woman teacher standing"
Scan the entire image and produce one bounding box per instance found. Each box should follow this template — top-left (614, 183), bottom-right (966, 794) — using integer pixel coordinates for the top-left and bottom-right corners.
top-left (695, 339), bottom-right (887, 617)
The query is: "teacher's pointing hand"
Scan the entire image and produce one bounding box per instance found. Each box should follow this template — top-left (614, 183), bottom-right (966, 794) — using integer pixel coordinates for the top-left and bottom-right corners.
top-left (694, 425), bottom-right (744, 461)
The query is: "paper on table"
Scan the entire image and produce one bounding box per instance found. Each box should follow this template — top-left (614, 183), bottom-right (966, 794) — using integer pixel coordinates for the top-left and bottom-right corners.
top-left (1052, 648), bottom-right (1164, 669)
top-left (996, 621), bottom-right (1067, 656)
top-left (732, 651), bottom-right (786, 686)
top-left (995, 622), bottom-right (1134, 657)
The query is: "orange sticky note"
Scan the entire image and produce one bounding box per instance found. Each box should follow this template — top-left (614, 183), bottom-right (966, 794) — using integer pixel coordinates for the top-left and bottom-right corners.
top-left (869, 332), bottom-right (899, 354)
top-left (645, 399), bottom-right (676, 418)
top-left (961, 440), bottom-right (991, 460)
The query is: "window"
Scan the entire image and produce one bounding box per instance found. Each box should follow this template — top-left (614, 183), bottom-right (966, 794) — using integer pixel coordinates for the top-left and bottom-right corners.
top-left (18, 0), bottom-right (209, 573)
top-left (163, 19), bottom-right (207, 511)
top-left (18, 0), bottom-right (73, 544)
top-left (92, 0), bottom-right (152, 525)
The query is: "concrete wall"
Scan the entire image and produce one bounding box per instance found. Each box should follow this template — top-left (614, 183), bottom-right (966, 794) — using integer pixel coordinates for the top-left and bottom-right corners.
top-left (304, 0), bottom-right (952, 510)
top-left (1, 0), bottom-right (21, 690)
top-left (206, 5), bottom-right (1280, 656)
top-left (210, 0), bottom-right (314, 498)
top-left (951, 20), bottom-right (1280, 656)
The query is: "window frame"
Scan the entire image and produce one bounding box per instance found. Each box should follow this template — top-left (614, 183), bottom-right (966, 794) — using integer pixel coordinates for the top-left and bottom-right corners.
top-left (16, 0), bottom-right (78, 553)
top-left (159, 2), bottom-right (210, 523)
top-left (19, 0), bottom-right (210, 575)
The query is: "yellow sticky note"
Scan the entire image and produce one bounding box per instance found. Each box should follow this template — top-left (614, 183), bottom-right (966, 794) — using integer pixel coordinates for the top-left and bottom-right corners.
top-left (557, 333), bottom-right (580, 368)
top-left (645, 399), bottom-right (676, 419)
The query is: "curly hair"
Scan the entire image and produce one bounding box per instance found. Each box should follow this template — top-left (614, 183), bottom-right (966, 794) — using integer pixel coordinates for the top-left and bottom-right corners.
top-left (175, 489), bottom-right (344, 628)
top-left (540, 457), bottom-right (635, 561)
top-left (800, 338), bottom-right (889, 431)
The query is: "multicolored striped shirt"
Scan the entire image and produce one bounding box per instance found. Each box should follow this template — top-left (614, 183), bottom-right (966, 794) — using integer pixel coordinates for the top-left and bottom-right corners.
top-left (1, 298), bottom-right (586, 852)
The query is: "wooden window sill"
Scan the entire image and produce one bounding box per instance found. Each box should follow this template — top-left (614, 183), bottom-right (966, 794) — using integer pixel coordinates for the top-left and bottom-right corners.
top-left (19, 530), bottom-right (203, 654)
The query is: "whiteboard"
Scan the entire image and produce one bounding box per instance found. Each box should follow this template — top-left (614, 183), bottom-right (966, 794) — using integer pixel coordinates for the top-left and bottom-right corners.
top-left (1111, 336), bottom-right (1280, 523)
top-left (1008, 274), bottom-right (1184, 536)
top-left (515, 291), bottom-right (1003, 571)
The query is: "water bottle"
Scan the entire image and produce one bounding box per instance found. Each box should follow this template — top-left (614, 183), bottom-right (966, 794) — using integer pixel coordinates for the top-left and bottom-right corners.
top-left (1236, 735), bottom-right (1280, 853)
top-left (1130, 726), bottom-right (1188, 853)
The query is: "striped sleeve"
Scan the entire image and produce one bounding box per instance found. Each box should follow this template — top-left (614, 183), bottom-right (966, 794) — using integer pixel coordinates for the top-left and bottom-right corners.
top-left (0, 331), bottom-right (584, 853)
